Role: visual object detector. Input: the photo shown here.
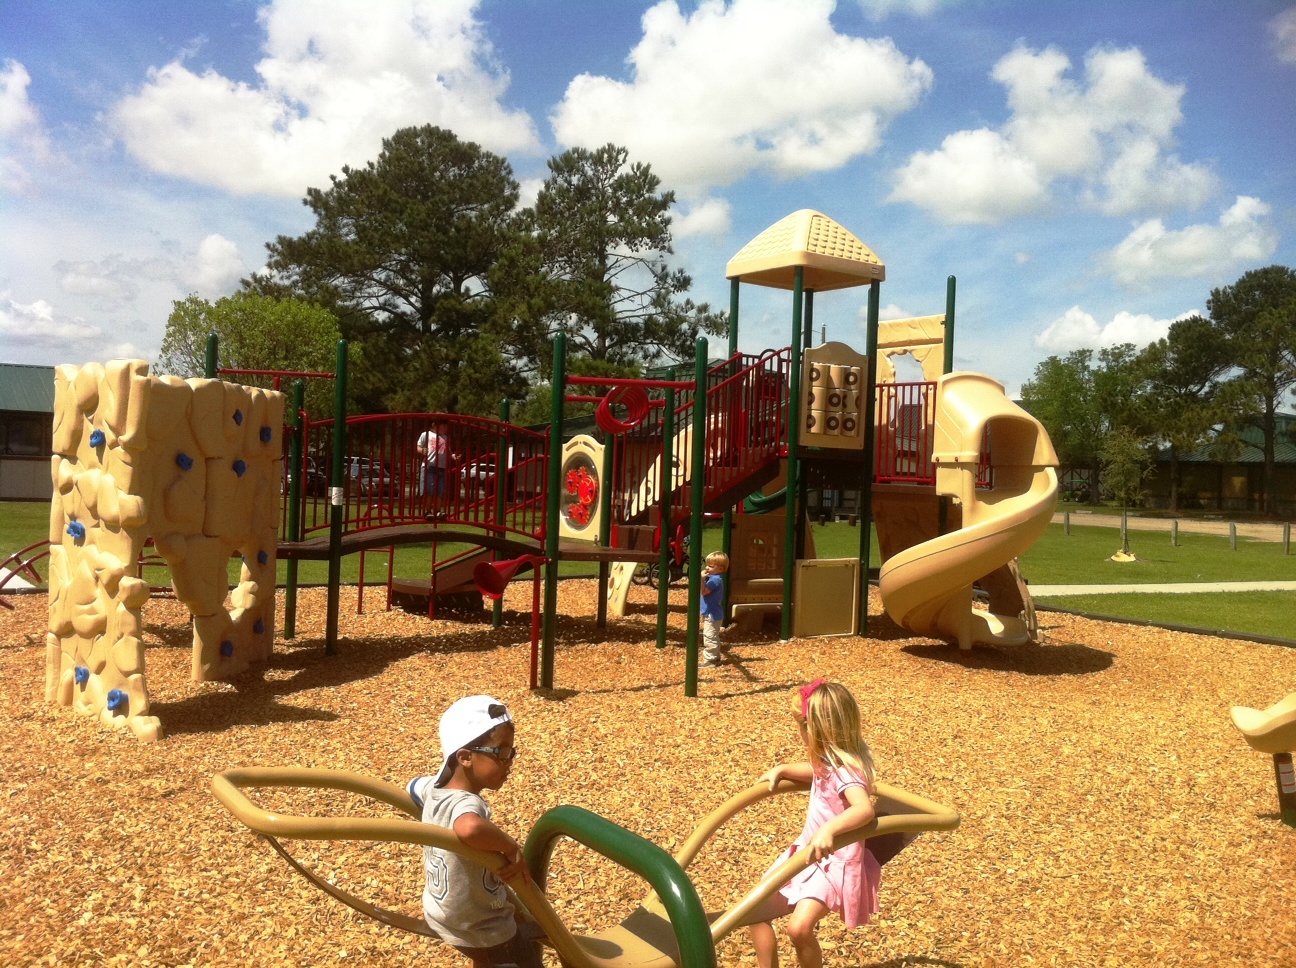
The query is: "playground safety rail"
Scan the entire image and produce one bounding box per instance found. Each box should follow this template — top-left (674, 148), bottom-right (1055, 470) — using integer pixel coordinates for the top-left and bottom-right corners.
top-left (287, 413), bottom-right (549, 543)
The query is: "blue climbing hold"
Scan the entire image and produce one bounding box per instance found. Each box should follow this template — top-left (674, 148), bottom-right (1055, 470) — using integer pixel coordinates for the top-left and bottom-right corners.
top-left (66, 521), bottom-right (86, 540)
top-left (257, 550), bottom-right (268, 565)
top-left (260, 426), bottom-right (272, 443)
top-left (220, 640), bottom-right (234, 657)
top-left (233, 459), bottom-right (247, 477)
top-left (106, 689), bottom-right (126, 711)
top-left (89, 429), bottom-right (105, 447)
top-left (254, 619), bottom-right (265, 634)
top-left (176, 452), bottom-right (194, 471)
top-left (233, 409), bottom-right (244, 426)
top-left (74, 666), bottom-right (89, 685)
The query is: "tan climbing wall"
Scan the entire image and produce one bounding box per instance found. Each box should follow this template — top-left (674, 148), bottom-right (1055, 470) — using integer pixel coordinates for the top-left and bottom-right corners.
top-left (46, 360), bottom-right (284, 741)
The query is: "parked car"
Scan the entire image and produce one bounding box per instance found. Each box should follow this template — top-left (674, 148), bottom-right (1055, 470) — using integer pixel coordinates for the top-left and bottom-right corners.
top-left (346, 457), bottom-right (393, 497)
top-left (283, 457), bottom-right (328, 497)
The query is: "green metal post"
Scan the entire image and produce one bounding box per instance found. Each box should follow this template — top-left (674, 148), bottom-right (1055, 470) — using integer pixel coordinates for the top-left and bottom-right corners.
top-left (797, 289), bottom-right (814, 558)
top-left (595, 418), bottom-right (616, 629)
top-left (781, 268), bottom-right (804, 641)
top-left (493, 399), bottom-right (511, 629)
top-left (859, 282), bottom-right (881, 635)
top-left (803, 290), bottom-right (814, 349)
top-left (284, 379), bottom-right (305, 639)
top-left (722, 279), bottom-right (740, 624)
top-left (944, 275), bottom-right (956, 374)
top-left (204, 333), bottom-right (219, 379)
top-left (939, 275), bottom-right (956, 535)
top-left (325, 340), bottom-right (348, 657)
top-left (541, 335), bottom-right (566, 689)
top-left (686, 338), bottom-right (708, 696)
top-left (657, 378), bottom-right (676, 650)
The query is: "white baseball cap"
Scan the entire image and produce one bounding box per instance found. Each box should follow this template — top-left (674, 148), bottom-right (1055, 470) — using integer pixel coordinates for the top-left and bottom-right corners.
top-left (433, 695), bottom-right (513, 788)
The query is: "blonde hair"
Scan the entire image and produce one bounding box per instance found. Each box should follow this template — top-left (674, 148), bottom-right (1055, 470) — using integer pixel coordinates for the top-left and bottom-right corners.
top-left (795, 682), bottom-right (875, 786)
top-left (705, 551), bottom-right (729, 572)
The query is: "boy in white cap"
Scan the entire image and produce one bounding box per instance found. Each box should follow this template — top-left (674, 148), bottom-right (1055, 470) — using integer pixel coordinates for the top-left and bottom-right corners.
top-left (407, 695), bottom-right (542, 968)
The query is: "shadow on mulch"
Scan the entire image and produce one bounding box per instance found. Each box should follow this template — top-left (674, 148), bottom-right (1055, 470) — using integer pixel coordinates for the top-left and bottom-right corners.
top-left (900, 639), bottom-right (1114, 676)
top-left (150, 691), bottom-right (341, 735)
top-left (153, 628), bottom-right (516, 735)
top-left (866, 958), bottom-right (964, 968)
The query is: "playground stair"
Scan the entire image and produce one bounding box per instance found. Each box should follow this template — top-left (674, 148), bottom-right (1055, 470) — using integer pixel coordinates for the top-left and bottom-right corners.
top-left (389, 547), bottom-right (495, 619)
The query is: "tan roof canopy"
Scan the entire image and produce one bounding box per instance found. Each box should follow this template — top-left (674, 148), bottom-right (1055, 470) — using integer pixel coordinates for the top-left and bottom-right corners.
top-left (725, 209), bottom-right (885, 291)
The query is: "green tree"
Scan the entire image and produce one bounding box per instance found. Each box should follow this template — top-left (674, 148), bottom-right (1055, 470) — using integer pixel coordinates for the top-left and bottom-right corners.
top-left (503, 144), bottom-right (725, 376)
top-left (1021, 346), bottom-right (1150, 503)
top-left (156, 292), bottom-right (342, 416)
top-left (1020, 351), bottom-right (1103, 500)
top-left (251, 125), bottom-right (528, 416)
top-left (1134, 315), bottom-right (1230, 511)
top-left (1208, 265), bottom-right (1296, 515)
top-left (1101, 426), bottom-right (1154, 510)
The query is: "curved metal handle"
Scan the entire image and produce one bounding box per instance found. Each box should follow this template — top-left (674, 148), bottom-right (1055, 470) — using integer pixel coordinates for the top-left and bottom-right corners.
top-left (525, 804), bottom-right (717, 968)
top-left (211, 767), bottom-right (496, 866)
top-left (660, 778), bottom-right (959, 940)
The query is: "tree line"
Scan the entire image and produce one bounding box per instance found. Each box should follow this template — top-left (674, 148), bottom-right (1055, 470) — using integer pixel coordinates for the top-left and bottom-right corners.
top-left (157, 126), bottom-right (1295, 515)
top-left (157, 125), bottom-right (725, 423)
top-left (1020, 265), bottom-right (1296, 514)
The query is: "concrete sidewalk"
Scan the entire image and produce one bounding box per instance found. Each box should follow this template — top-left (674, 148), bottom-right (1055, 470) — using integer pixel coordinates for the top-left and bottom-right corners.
top-left (1030, 581), bottom-right (1296, 596)
top-left (1052, 511), bottom-right (1290, 543)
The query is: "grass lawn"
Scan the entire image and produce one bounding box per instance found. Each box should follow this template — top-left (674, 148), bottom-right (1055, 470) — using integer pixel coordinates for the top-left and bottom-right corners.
top-left (1019, 523), bottom-right (1296, 585)
top-left (1038, 590), bottom-right (1296, 641)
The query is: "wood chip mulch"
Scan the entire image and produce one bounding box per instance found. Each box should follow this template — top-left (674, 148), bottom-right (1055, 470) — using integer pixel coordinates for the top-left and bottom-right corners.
top-left (2, 580), bottom-right (1294, 968)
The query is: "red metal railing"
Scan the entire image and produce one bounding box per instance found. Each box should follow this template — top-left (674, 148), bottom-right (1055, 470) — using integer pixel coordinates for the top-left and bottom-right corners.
top-left (283, 414), bottom-right (548, 543)
top-left (605, 348), bottom-right (792, 526)
top-left (874, 381), bottom-right (991, 486)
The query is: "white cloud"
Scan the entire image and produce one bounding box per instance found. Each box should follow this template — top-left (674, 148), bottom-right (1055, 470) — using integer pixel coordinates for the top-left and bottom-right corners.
top-left (674, 198), bottom-right (731, 237)
top-left (1034, 305), bottom-right (1192, 353)
top-left (1101, 195), bottom-right (1278, 287)
top-left (108, 0), bottom-right (539, 197)
top-left (889, 128), bottom-right (1048, 224)
top-left (1271, 8), bottom-right (1296, 64)
top-left (52, 235), bottom-right (246, 308)
top-left (551, 0), bottom-right (932, 195)
top-left (857, 0), bottom-right (951, 17)
top-left (183, 234), bottom-right (247, 296)
top-left (0, 294), bottom-right (102, 346)
top-left (0, 60), bottom-right (53, 193)
top-left (890, 44), bottom-right (1217, 224)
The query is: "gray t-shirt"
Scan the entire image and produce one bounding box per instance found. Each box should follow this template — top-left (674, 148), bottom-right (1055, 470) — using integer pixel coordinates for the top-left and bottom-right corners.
top-left (408, 776), bottom-right (516, 949)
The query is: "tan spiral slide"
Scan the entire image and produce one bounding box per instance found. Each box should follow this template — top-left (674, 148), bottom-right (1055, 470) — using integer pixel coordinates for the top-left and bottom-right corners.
top-left (879, 372), bottom-right (1059, 650)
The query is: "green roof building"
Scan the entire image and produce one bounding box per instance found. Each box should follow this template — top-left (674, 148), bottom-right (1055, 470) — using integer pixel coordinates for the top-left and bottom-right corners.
top-left (1, 363), bottom-right (55, 500)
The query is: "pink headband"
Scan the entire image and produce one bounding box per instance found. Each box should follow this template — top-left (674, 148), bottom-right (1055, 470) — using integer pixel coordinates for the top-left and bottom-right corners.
top-left (799, 678), bottom-right (826, 718)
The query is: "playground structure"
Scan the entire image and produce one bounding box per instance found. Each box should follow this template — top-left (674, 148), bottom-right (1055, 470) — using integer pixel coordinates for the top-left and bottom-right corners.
top-left (212, 765), bottom-right (959, 968)
top-left (43, 360), bottom-right (283, 740)
top-left (36, 207), bottom-right (1065, 738)
top-left (1230, 692), bottom-right (1296, 828)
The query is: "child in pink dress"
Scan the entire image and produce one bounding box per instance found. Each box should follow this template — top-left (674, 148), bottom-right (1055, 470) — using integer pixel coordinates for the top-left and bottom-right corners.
top-left (746, 680), bottom-right (881, 968)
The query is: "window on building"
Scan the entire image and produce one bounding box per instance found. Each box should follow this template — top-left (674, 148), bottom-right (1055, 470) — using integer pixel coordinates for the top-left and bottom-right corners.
top-left (1, 412), bottom-right (51, 456)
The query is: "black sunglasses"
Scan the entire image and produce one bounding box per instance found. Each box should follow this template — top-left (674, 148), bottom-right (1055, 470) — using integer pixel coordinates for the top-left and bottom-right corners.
top-left (465, 745), bottom-right (518, 762)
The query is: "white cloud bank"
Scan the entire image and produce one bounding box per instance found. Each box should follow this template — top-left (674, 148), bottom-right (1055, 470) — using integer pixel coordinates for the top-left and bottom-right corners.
top-left (52, 234), bottom-right (248, 309)
top-left (857, 0), bottom-right (952, 17)
top-left (0, 60), bottom-right (53, 193)
top-left (889, 44), bottom-right (1217, 224)
top-left (551, 0), bottom-right (932, 201)
top-left (1102, 196), bottom-right (1278, 287)
top-left (1034, 306), bottom-right (1194, 354)
top-left (1271, 7), bottom-right (1296, 64)
top-left (108, 0), bottom-right (539, 197)
top-left (0, 293), bottom-right (102, 347)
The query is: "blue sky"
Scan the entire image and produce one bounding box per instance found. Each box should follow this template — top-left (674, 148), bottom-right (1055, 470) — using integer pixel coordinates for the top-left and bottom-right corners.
top-left (2, 0), bottom-right (1294, 397)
